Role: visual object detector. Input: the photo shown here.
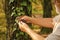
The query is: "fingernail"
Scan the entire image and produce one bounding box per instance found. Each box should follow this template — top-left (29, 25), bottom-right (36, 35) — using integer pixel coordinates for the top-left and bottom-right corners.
top-left (20, 21), bottom-right (23, 24)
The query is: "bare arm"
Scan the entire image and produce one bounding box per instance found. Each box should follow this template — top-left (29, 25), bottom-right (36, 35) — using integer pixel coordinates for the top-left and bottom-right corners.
top-left (18, 22), bottom-right (45, 40)
top-left (26, 28), bottom-right (45, 40)
top-left (29, 17), bottom-right (54, 28)
top-left (20, 16), bottom-right (54, 28)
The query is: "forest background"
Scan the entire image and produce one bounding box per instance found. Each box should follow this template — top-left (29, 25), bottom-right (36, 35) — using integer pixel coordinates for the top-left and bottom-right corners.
top-left (0, 0), bottom-right (57, 40)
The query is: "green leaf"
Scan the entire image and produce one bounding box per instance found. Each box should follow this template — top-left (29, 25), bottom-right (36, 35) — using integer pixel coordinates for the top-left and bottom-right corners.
top-left (9, 0), bottom-right (14, 4)
top-left (20, 1), bottom-right (27, 6)
top-left (11, 12), bottom-right (15, 16)
top-left (20, 7), bottom-right (23, 11)
top-left (19, 32), bottom-right (24, 35)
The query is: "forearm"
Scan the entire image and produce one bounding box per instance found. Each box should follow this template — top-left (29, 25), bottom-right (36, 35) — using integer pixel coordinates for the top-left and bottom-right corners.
top-left (29, 17), bottom-right (54, 28)
top-left (26, 28), bottom-right (45, 40)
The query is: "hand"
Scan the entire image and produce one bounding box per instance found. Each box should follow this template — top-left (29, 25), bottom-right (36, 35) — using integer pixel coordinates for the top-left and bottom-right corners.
top-left (17, 16), bottom-right (31, 23)
top-left (18, 21), bottom-right (30, 32)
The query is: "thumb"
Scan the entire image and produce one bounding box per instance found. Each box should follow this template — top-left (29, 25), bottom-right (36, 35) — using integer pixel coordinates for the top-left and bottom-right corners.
top-left (18, 21), bottom-right (25, 26)
top-left (18, 22), bottom-right (22, 26)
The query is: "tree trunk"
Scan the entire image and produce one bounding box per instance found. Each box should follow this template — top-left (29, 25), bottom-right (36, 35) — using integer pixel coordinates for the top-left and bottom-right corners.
top-left (5, 0), bottom-right (32, 40)
top-left (5, 0), bottom-right (15, 40)
top-left (41, 0), bottom-right (53, 34)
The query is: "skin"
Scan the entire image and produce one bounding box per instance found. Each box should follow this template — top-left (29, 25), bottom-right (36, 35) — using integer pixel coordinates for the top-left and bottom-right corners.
top-left (20, 16), bottom-right (54, 28)
top-left (18, 0), bottom-right (60, 40)
top-left (18, 14), bottom-right (54, 40)
top-left (18, 21), bottom-right (45, 40)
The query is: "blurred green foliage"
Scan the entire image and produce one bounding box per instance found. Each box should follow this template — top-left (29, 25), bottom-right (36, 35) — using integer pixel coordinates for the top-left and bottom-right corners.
top-left (8, 0), bottom-right (32, 40)
top-left (0, 0), bottom-right (57, 40)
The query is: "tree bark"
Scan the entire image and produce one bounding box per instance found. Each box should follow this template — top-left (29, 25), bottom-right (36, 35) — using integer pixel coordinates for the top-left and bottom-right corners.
top-left (5, 0), bottom-right (15, 40)
top-left (41, 0), bottom-right (53, 34)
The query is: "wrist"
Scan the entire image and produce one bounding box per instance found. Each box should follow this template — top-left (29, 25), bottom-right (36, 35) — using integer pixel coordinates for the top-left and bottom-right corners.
top-left (25, 28), bottom-right (32, 34)
top-left (27, 17), bottom-right (32, 23)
